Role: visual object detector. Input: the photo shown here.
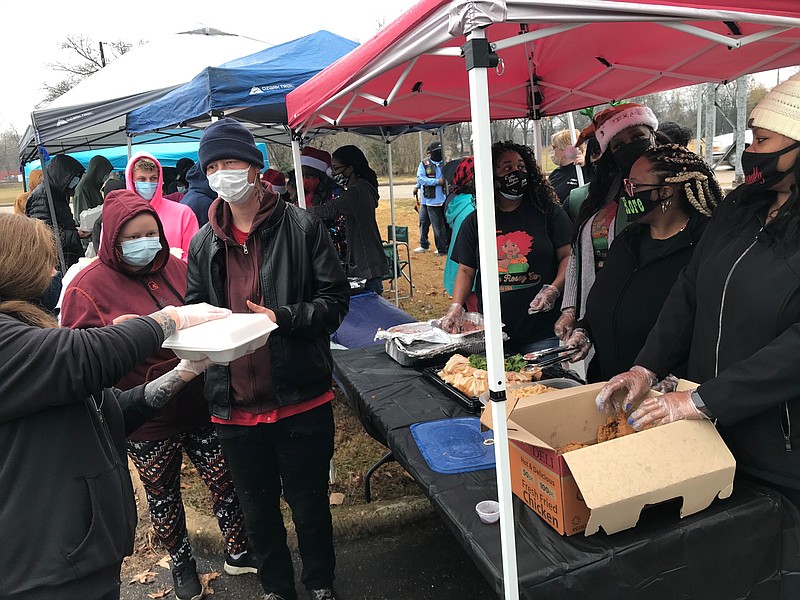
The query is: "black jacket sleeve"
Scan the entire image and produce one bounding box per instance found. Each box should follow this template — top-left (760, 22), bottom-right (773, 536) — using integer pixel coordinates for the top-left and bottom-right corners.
top-left (186, 228), bottom-right (213, 305)
top-left (113, 385), bottom-right (160, 436)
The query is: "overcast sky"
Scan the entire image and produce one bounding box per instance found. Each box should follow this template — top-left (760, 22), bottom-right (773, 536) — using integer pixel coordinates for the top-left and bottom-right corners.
top-left (0, 0), bottom-right (418, 133)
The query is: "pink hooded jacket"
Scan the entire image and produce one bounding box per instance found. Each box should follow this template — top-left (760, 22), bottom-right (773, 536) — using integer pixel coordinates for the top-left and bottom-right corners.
top-left (125, 151), bottom-right (199, 261)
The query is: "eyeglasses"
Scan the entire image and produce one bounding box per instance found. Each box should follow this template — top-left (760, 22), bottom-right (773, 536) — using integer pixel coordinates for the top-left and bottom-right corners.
top-left (623, 179), bottom-right (664, 197)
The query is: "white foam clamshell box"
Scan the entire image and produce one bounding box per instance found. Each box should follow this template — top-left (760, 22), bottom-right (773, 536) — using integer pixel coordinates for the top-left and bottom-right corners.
top-left (162, 313), bottom-right (278, 364)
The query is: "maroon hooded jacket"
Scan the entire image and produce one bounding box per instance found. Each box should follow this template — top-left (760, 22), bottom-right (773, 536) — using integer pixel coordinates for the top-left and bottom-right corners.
top-left (61, 189), bottom-right (208, 440)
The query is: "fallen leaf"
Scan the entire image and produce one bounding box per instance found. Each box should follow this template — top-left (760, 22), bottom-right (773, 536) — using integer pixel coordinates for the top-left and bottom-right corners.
top-left (129, 570), bottom-right (158, 585)
top-left (179, 482), bottom-right (190, 489)
top-left (199, 571), bottom-right (219, 595)
top-left (156, 555), bottom-right (171, 570)
top-left (147, 587), bottom-right (172, 599)
top-left (329, 492), bottom-right (345, 506)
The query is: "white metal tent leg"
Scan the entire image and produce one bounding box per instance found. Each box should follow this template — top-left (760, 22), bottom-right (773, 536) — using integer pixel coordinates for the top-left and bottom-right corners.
top-left (566, 112), bottom-right (584, 187)
top-left (465, 28), bottom-right (519, 600)
top-left (127, 135), bottom-right (132, 160)
top-left (291, 134), bottom-right (307, 209)
top-left (532, 119), bottom-right (542, 164)
top-left (386, 140), bottom-right (400, 306)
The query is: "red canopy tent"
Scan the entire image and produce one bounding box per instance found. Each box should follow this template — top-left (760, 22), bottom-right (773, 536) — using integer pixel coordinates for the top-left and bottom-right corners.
top-left (287, 3), bottom-right (800, 598)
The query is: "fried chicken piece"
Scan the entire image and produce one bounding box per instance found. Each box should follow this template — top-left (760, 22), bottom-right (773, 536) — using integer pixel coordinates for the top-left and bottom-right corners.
top-left (556, 442), bottom-right (590, 454)
top-left (597, 411), bottom-right (636, 443)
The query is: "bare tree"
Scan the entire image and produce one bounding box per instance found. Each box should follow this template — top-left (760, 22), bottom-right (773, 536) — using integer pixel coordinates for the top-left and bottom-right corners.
top-left (0, 127), bottom-right (22, 173)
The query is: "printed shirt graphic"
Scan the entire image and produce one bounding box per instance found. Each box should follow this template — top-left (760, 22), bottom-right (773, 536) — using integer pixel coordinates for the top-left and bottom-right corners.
top-left (451, 201), bottom-right (572, 346)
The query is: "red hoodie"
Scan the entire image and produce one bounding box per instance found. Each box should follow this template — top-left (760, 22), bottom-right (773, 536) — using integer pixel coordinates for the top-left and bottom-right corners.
top-left (61, 189), bottom-right (208, 440)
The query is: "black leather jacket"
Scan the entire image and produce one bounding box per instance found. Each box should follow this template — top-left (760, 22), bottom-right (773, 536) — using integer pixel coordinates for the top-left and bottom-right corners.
top-left (186, 199), bottom-right (349, 419)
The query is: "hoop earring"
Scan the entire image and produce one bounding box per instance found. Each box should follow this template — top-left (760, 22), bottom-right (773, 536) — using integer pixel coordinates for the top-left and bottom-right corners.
top-left (661, 199), bottom-right (671, 213)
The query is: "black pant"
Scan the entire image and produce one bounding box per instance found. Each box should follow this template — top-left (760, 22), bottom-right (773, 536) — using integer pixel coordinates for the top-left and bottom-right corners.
top-left (96, 586), bottom-right (120, 600)
top-left (215, 402), bottom-right (336, 599)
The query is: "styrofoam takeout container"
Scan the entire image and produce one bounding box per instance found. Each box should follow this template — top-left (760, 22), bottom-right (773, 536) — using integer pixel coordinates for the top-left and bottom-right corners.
top-left (162, 313), bottom-right (278, 364)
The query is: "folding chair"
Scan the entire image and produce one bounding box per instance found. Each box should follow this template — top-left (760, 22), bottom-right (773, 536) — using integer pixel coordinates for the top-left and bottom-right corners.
top-left (382, 225), bottom-right (413, 299)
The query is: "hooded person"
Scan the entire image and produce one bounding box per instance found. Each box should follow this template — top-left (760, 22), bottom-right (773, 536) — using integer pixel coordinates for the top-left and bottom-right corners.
top-left (61, 189), bottom-right (256, 600)
top-left (25, 154), bottom-right (86, 270)
top-left (180, 162), bottom-right (216, 228)
top-left (15, 169), bottom-right (43, 216)
top-left (73, 155), bottom-right (113, 222)
top-left (165, 157), bottom-right (196, 197)
top-left (125, 151), bottom-right (199, 261)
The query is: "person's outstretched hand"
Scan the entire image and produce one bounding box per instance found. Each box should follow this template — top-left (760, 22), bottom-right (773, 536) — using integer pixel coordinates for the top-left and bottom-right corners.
top-left (595, 365), bottom-right (656, 412)
top-left (165, 303), bottom-right (231, 330)
top-left (554, 308), bottom-right (576, 341)
top-left (174, 357), bottom-right (214, 377)
top-left (628, 390), bottom-right (708, 430)
top-left (528, 284), bottom-right (560, 314)
top-left (440, 303), bottom-right (465, 334)
top-left (246, 300), bottom-right (277, 323)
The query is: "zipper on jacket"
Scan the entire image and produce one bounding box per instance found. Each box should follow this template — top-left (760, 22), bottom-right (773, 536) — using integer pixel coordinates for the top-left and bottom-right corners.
top-left (782, 402), bottom-right (793, 452)
top-left (242, 243), bottom-right (249, 255)
top-left (714, 231), bottom-right (761, 377)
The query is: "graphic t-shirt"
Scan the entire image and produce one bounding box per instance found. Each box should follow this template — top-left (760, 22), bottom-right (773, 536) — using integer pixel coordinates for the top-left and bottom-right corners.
top-left (451, 201), bottom-right (573, 348)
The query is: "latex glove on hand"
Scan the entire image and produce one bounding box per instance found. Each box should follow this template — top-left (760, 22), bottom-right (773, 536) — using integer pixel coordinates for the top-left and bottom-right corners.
top-left (528, 284), bottom-right (560, 314)
top-left (595, 365), bottom-right (657, 413)
top-left (628, 390), bottom-right (709, 431)
top-left (564, 328), bottom-right (591, 362)
top-left (652, 374), bottom-right (680, 394)
top-left (166, 303), bottom-right (231, 330)
top-left (440, 303), bottom-right (465, 334)
top-left (174, 357), bottom-right (213, 377)
top-left (554, 307), bottom-right (576, 341)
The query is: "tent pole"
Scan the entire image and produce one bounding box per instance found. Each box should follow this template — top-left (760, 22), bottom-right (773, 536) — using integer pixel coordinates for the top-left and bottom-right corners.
top-left (127, 135), bottom-right (132, 161)
top-left (31, 116), bottom-right (67, 274)
top-left (291, 131), bottom-right (307, 209)
top-left (566, 112), bottom-right (584, 187)
top-left (386, 135), bottom-right (400, 306)
top-left (695, 85), bottom-right (704, 157)
top-left (464, 28), bottom-right (519, 600)
top-left (418, 130), bottom-right (425, 161)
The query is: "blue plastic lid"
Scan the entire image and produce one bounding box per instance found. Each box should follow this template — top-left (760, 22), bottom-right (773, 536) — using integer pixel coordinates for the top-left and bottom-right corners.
top-left (410, 417), bottom-right (496, 475)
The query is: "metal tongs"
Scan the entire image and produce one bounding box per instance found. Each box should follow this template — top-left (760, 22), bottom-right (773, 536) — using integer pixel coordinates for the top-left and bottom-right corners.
top-left (522, 346), bottom-right (581, 369)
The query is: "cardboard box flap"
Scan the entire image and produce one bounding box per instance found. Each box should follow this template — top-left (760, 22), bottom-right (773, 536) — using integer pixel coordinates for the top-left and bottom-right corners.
top-left (561, 420), bottom-right (736, 535)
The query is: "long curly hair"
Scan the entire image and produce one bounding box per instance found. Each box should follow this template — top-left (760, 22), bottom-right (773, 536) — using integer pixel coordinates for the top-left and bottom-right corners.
top-left (491, 141), bottom-right (558, 213)
top-left (0, 213), bottom-right (59, 329)
top-left (642, 144), bottom-right (722, 217)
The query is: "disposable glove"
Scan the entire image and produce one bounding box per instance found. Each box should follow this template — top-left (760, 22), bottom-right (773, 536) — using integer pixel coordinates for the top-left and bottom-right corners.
top-left (595, 365), bottom-right (657, 413)
top-left (554, 307), bottom-right (576, 341)
top-left (628, 390), bottom-right (709, 431)
top-left (528, 284), bottom-right (560, 314)
top-left (652, 374), bottom-right (680, 394)
top-left (174, 357), bottom-right (214, 377)
top-left (440, 303), bottom-right (465, 334)
top-left (564, 328), bottom-right (591, 362)
top-left (165, 303), bottom-right (231, 330)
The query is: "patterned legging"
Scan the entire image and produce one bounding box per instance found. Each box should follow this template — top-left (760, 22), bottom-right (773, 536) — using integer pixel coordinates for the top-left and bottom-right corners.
top-left (127, 424), bottom-right (249, 565)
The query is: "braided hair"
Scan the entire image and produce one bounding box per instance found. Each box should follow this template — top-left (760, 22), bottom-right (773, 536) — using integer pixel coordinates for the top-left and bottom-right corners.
top-left (642, 144), bottom-right (722, 217)
top-left (491, 141), bottom-right (558, 213)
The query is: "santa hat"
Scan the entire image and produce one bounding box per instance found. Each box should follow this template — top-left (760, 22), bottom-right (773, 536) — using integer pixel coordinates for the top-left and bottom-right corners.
top-left (749, 72), bottom-right (800, 141)
top-left (593, 103), bottom-right (658, 153)
top-left (261, 168), bottom-right (286, 194)
top-left (300, 147), bottom-right (332, 175)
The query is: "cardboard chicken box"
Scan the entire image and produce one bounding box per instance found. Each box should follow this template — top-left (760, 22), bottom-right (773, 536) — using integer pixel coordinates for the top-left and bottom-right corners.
top-left (481, 381), bottom-right (735, 536)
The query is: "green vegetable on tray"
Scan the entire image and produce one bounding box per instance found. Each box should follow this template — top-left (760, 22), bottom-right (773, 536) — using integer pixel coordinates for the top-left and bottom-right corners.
top-left (468, 353), bottom-right (526, 372)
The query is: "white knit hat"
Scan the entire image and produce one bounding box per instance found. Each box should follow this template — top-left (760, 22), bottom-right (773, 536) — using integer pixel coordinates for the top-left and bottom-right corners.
top-left (749, 72), bottom-right (800, 141)
top-left (594, 103), bottom-right (659, 153)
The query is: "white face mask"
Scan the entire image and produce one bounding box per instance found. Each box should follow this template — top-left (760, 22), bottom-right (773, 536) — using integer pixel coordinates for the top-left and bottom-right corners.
top-left (207, 168), bottom-right (255, 205)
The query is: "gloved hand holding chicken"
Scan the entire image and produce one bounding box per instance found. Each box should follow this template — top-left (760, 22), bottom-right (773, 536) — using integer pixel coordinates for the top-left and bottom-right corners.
top-left (440, 303), bottom-right (466, 334)
top-left (595, 365), bottom-right (657, 412)
top-left (628, 390), bottom-right (709, 430)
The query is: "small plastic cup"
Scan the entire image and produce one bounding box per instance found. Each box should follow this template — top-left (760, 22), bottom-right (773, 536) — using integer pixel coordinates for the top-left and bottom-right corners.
top-left (476, 500), bottom-right (500, 524)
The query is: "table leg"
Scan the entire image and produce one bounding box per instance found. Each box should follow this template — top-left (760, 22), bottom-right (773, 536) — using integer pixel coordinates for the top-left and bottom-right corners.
top-left (365, 451), bottom-right (395, 503)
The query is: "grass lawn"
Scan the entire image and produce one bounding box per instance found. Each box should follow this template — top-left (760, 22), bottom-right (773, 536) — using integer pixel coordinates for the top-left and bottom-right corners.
top-left (0, 183), bottom-right (22, 207)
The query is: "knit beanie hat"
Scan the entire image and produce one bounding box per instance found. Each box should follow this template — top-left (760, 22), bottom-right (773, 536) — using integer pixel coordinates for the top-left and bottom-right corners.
top-left (452, 156), bottom-right (475, 190)
top-left (749, 72), bottom-right (800, 141)
top-left (198, 118), bottom-right (264, 172)
top-left (300, 147), bottom-right (332, 175)
top-left (261, 168), bottom-right (287, 194)
top-left (593, 103), bottom-right (658, 153)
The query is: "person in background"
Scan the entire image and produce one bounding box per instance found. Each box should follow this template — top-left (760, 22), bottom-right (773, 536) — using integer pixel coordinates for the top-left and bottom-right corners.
top-left (25, 154), bottom-right (86, 270)
top-left (415, 141), bottom-right (448, 254)
top-left (548, 129), bottom-right (587, 202)
top-left (15, 169), bottom-right (43, 215)
top-left (262, 168), bottom-right (290, 202)
top-left (0, 211), bottom-right (228, 600)
top-left (301, 146), bottom-right (347, 264)
top-left (554, 103), bottom-right (659, 344)
top-left (562, 132), bottom-right (603, 221)
top-left (165, 157), bottom-right (196, 197)
top-left (596, 73), bottom-right (800, 508)
top-left (180, 162), bottom-right (216, 228)
top-left (443, 156), bottom-right (477, 311)
top-left (565, 145), bottom-right (721, 382)
top-left (441, 141), bottom-right (572, 354)
top-left (309, 145), bottom-right (388, 294)
top-left (73, 155), bottom-right (113, 223)
top-left (125, 152), bottom-right (199, 261)
top-left (657, 120), bottom-right (693, 148)
top-left (62, 189), bottom-right (257, 600)
top-left (188, 118), bottom-right (349, 600)
top-left (286, 169), bottom-right (298, 205)
top-left (92, 179), bottom-right (127, 252)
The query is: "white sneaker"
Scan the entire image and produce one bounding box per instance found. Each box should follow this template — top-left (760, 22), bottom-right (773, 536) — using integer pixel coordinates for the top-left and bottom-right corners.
top-left (413, 247), bottom-right (429, 253)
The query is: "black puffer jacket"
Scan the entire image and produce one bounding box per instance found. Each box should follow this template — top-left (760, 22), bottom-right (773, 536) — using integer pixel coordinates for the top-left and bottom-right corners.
top-left (25, 155), bottom-right (85, 269)
top-left (186, 198), bottom-right (349, 419)
top-left (637, 189), bottom-right (800, 490)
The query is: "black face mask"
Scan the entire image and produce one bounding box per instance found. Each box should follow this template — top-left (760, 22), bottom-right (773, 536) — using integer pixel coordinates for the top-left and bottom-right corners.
top-left (430, 150), bottom-right (443, 162)
top-left (741, 140), bottom-right (800, 189)
top-left (621, 188), bottom-right (662, 222)
top-left (612, 138), bottom-right (653, 173)
top-left (496, 170), bottom-right (529, 200)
